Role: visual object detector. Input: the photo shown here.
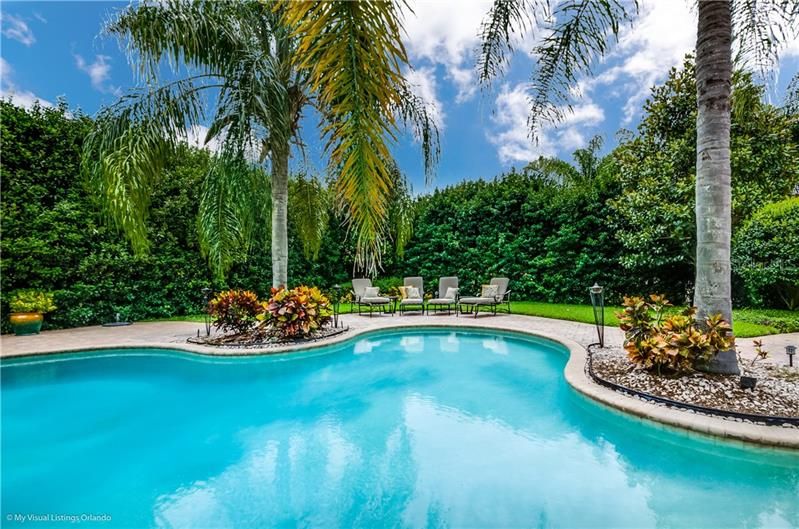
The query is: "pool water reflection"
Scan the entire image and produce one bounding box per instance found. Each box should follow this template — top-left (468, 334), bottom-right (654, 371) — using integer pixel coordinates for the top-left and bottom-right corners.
top-left (2, 329), bottom-right (798, 528)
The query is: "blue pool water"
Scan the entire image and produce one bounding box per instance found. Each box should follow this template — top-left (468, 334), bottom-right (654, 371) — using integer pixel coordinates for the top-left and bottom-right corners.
top-left (2, 328), bottom-right (798, 529)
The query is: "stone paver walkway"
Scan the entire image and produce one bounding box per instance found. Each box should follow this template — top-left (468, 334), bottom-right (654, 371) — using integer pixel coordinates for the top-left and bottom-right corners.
top-left (2, 312), bottom-right (794, 366)
top-left (0, 312), bottom-right (622, 358)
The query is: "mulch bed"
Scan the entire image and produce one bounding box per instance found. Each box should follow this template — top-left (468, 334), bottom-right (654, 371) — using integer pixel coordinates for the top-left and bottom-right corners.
top-left (590, 345), bottom-right (799, 423)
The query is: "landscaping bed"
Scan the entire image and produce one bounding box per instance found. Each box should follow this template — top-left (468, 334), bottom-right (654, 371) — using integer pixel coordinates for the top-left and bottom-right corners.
top-left (187, 326), bottom-right (348, 349)
top-left (590, 345), bottom-right (799, 422)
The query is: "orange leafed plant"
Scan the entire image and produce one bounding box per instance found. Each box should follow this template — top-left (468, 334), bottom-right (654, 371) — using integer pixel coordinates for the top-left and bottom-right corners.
top-left (208, 289), bottom-right (264, 334)
top-left (262, 285), bottom-right (333, 339)
top-left (617, 294), bottom-right (734, 375)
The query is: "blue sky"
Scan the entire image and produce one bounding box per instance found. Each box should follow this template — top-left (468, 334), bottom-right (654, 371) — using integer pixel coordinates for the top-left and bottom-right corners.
top-left (2, 0), bottom-right (798, 192)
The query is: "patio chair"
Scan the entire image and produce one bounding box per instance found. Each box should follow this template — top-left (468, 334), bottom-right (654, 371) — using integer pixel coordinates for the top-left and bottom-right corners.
top-left (458, 277), bottom-right (511, 318)
top-left (399, 276), bottom-right (425, 315)
top-left (352, 278), bottom-right (391, 317)
top-left (427, 277), bottom-right (459, 315)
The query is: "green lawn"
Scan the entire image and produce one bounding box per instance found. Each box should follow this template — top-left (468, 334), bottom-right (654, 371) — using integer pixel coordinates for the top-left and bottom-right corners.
top-left (154, 301), bottom-right (797, 338)
top-left (508, 301), bottom-right (795, 338)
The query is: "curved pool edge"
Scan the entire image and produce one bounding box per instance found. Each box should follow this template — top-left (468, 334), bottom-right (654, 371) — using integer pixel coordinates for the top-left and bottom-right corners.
top-left (3, 321), bottom-right (797, 449)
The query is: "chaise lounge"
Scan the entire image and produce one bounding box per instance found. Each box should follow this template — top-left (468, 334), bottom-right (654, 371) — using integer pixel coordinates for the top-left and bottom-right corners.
top-left (399, 276), bottom-right (425, 315)
top-left (352, 278), bottom-right (392, 317)
top-left (458, 277), bottom-right (511, 317)
top-left (427, 276), bottom-right (459, 315)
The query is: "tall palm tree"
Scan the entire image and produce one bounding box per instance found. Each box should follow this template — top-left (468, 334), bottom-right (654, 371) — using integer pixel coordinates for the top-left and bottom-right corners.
top-left (476, 0), bottom-right (797, 374)
top-left (694, 1), bottom-right (735, 373)
top-left (83, 0), bottom-right (438, 288)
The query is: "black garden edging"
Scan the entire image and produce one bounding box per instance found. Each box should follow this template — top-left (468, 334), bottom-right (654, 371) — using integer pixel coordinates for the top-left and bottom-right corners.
top-left (585, 344), bottom-right (799, 427)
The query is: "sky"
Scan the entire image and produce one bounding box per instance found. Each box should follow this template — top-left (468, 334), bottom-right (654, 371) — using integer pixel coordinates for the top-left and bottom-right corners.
top-left (1, 0), bottom-right (798, 192)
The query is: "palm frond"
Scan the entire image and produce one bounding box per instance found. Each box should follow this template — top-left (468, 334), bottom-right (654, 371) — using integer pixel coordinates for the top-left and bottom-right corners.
top-left (478, 0), bottom-right (549, 83)
top-left (526, 0), bottom-right (636, 138)
top-left (106, 0), bottom-right (274, 83)
top-left (394, 81), bottom-right (440, 184)
top-left (82, 79), bottom-right (209, 253)
top-left (198, 155), bottom-right (270, 281)
top-left (732, 0), bottom-right (799, 78)
top-left (386, 162), bottom-right (415, 258)
top-left (289, 174), bottom-right (329, 260)
top-left (281, 0), bottom-right (437, 274)
top-left (785, 73), bottom-right (799, 115)
top-left (572, 133), bottom-right (604, 181)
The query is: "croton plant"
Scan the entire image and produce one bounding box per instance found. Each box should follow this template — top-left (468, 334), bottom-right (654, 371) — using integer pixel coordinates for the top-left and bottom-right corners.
top-left (262, 286), bottom-right (333, 339)
top-left (208, 289), bottom-right (264, 334)
top-left (617, 294), bottom-right (735, 375)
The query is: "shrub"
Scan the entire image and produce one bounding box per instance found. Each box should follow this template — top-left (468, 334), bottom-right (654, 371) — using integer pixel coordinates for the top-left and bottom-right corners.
top-left (208, 289), bottom-right (264, 334)
top-left (617, 294), bottom-right (734, 375)
top-left (733, 197), bottom-right (799, 309)
top-left (263, 285), bottom-right (332, 339)
top-left (8, 290), bottom-right (57, 313)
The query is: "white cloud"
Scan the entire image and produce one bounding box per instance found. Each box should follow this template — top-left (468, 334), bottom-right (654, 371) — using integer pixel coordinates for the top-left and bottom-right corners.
top-left (74, 54), bottom-right (121, 95)
top-left (402, 0), bottom-right (493, 102)
top-left (185, 125), bottom-right (224, 153)
top-left (784, 34), bottom-right (799, 58)
top-left (0, 58), bottom-right (53, 109)
top-left (487, 83), bottom-right (604, 165)
top-left (1, 13), bottom-right (36, 46)
top-left (581, 0), bottom-right (696, 124)
top-left (404, 66), bottom-right (445, 130)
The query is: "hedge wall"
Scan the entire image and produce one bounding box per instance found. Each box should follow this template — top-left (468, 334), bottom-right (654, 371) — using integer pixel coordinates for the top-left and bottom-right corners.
top-left (2, 94), bottom-right (796, 331)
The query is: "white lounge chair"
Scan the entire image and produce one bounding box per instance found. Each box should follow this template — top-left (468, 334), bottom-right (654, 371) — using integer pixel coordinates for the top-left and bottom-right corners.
top-left (458, 278), bottom-right (511, 317)
top-left (352, 278), bottom-right (391, 317)
top-left (399, 276), bottom-right (424, 315)
top-left (427, 277), bottom-right (459, 315)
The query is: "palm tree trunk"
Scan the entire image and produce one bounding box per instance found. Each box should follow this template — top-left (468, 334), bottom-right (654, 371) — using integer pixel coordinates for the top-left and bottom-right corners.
top-left (271, 144), bottom-right (289, 289)
top-left (694, 0), bottom-right (738, 375)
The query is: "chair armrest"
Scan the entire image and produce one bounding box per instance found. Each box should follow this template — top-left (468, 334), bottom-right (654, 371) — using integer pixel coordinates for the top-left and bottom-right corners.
top-left (497, 289), bottom-right (512, 302)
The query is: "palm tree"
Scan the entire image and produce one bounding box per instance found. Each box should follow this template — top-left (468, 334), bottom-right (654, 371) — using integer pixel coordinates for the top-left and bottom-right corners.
top-left (694, 1), bottom-right (735, 373)
top-left (83, 0), bottom-right (438, 288)
top-left (523, 134), bottom-right (604, 186)
top-left (476, 0), bottom-right (797, 374)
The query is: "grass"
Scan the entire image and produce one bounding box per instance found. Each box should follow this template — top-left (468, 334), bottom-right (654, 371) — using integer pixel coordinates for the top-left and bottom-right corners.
top-left (153, 301), bottom-right (797, 338)
top-left (509, 301), bottom-right (795, 338)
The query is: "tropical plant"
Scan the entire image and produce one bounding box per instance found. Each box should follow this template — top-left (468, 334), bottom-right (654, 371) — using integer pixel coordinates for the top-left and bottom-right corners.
top-left (477, 0), bottom-right (798, 374)
top-left (609, 58), bottom-right (799, 302)
top-left (8, 290), bottom-right (57, 314)
top-left (618, 294), bottom-right (734, 375)
top-left (83, 0), bottom-right (438, 289)
top-left (262, 285), bottom-right (332, 339)
top-left (208, 289), bottom-right (264, 334)
top-left (281, 1), bottom-right (439, 274)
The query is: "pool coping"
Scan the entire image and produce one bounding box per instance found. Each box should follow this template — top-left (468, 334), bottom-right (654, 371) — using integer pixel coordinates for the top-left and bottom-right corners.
top-left (3, 321), bottom-right (797, 449)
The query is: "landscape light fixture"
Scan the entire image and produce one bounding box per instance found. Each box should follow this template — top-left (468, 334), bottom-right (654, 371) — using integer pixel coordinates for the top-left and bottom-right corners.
top-left (787, 345), bottom-right (796, 367)
top-left (589, 283), bottom-right (605, 348)
top-left (333, 284), bottom-right (342, 328)
top-left (201, 287), bottom-right (212, 337)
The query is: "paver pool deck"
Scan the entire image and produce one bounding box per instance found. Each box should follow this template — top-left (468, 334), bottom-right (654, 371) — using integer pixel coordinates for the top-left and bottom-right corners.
top-left (2, 312), bottom-right (797, 448)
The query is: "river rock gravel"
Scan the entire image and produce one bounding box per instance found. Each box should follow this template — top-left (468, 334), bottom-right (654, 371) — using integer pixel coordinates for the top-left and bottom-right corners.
top-left (590, 345), bottom-right (799, 420)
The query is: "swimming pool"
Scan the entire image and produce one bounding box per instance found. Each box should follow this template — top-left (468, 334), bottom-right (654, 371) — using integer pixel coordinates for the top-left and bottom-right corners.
top-left (2, 328), bottom-right (797, 528)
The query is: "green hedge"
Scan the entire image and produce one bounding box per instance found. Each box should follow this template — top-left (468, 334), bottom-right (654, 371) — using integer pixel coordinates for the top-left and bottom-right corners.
top-left (2, 93), bottom-right (796, 332)
top-left (401, 172), bottom-right (631, 304)
top-left (733, 197), bottom-right (799, 309)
